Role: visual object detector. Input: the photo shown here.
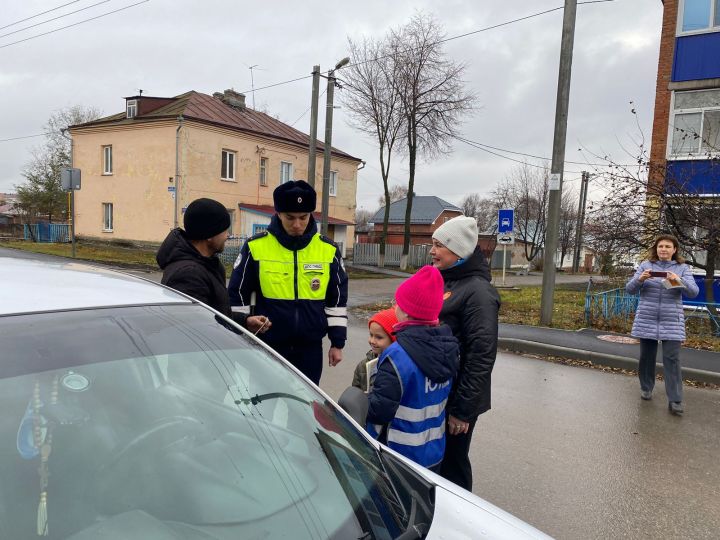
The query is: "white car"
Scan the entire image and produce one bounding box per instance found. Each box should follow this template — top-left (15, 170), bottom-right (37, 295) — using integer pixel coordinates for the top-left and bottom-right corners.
top-left (0, 257), bottom-right (552, 540)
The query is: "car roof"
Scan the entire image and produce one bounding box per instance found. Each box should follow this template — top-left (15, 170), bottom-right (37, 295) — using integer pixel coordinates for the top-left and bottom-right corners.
top-left (0, 257), bottom-right (191, 316)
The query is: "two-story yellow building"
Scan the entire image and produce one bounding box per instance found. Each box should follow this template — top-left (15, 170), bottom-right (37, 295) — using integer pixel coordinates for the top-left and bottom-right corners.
top-left (69, 89), bottom-right (360, 254)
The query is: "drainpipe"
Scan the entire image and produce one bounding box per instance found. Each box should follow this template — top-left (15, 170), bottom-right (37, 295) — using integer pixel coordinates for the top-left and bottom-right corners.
top-left (174, 116), bottom-right (184, 228)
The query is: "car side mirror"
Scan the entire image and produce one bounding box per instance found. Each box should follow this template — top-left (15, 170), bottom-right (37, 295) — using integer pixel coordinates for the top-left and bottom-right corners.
top-left (337, 386), bottom-right (368, 426)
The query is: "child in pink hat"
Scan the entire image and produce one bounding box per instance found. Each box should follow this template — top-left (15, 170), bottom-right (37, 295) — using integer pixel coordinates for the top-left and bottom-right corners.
top-left (366, 266), bottom-right (459, 470)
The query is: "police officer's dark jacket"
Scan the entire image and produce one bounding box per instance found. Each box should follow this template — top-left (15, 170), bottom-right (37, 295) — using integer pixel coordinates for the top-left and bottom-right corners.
top-left (228, 214), bottom-right (348, 348)
top-left (156, 228), bottom-right (247, 326)
top-left (439, 247), bottom-right (500, 420)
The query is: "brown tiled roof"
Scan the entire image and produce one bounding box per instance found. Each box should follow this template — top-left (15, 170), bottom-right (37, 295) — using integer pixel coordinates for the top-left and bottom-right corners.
top-left (239, 203), bottom-right (354, 226)
top-left (72, 91), bottom-right (360, 161)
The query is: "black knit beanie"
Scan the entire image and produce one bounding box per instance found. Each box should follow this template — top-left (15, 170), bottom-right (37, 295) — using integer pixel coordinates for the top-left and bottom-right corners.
top-left (273, 180), bottom-right (316, 213)
top-left (183, 198), bottom-right (231, 240)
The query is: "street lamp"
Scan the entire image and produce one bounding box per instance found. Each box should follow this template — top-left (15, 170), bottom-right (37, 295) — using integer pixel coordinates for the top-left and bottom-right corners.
top-left (320, 57), bottom-right (350, 237)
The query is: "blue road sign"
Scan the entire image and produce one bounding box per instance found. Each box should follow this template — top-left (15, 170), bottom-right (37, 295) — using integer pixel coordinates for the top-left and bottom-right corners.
top-left (498, 209), bottom-right (514, 233)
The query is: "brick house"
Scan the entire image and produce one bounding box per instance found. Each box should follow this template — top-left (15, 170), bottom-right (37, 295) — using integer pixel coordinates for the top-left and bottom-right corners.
top-left (650, 0), bottom-right (720, 195)
top-left (361, 196), bottom-right (463, 245)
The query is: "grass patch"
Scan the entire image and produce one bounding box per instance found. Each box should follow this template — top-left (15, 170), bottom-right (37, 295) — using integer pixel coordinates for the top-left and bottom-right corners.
top-left (355, 284), bottom-right (720, 353)
top-left (0, 239), bottom-right (158, 270)
top-left (498, 285), bottom-right (586, 329)
top-left (500, 285), bottom-right (720, 352)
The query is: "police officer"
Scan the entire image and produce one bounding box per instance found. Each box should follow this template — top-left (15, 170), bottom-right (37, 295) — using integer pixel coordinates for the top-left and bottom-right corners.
top-left (228, 180), bottom-right (348, 384)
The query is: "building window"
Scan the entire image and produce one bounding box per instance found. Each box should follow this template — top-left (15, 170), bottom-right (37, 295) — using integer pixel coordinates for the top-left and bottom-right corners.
top-left (227, 209), bottom-right (235, 236)
top-left (253, 223), bottom-right (269, 235)
top-left (126, 100), bottom-right (137, 118)
top-left (670, 89), bottom-right (720, 156)
top-left (102, 203), bottom-right (113, 232)
top-left (280, 161), bottom-right (293, 184)
top-left (221, 149), bottom-right (236, 181)
top-left (329, 171), bottom-right (338, 197)
top-left (259, 157), bottom-right (268, 186)
top-left (679, 0), bottom-right (720, 33)
top-left (102, 145), bottom-right (112, 175)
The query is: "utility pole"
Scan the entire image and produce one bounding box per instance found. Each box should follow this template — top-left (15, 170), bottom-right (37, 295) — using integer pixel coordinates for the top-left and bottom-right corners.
top-left (540, 0), bottom-right (577, 326)
top-left (307, 65), bottom-right (321, 187)
top-left (321, 58), bottom-right (350, 236)
top-left (249, 65), bottom-right (258, 109)
top-left (572, 171), bottom-right (589, 273)
top-left (60, 128), bottom-right (76, 258)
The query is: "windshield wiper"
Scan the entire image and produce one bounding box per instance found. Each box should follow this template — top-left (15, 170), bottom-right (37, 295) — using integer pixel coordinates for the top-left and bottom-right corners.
top-left (394, 492), bottom-right (429, 539)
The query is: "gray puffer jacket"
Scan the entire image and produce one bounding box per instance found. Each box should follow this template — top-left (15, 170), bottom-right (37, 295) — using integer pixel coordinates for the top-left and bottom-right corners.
top-left (626, 260), bottom-right (699, 341)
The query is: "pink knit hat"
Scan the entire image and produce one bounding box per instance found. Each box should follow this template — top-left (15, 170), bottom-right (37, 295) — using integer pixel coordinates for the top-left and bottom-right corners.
top-left (394, 265), bottom-right (445, 321)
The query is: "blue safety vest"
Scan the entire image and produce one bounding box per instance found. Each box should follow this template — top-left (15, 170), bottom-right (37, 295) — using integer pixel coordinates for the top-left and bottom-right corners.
top-left (367, 342), bottom-right (451, 469)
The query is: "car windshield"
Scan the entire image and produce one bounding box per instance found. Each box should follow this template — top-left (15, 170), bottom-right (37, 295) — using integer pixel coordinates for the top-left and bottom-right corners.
top-left (0, 304), bottom-right (416, 540)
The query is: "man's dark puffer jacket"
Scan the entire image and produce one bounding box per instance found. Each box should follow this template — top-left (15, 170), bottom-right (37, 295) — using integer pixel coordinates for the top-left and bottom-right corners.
top-left (156, 228), bottom-right (247, 326)
top-left (438, 247), bottom-right (500, 420)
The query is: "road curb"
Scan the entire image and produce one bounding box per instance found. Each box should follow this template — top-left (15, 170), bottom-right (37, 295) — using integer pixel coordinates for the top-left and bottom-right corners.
top-left (498, 337), bottom-right (720, 385)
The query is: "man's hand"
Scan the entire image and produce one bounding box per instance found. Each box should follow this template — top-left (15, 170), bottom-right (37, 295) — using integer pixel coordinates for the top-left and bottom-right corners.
top-left (328, 347), bottom-right (343, 367)
top-left (246, 315), bottom-right (271, 334)
top-left (447, 414), bottom-right (469, 436)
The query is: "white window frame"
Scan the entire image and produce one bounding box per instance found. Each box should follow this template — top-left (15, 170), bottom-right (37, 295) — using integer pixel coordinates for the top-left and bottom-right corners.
top-left (677, 0), bottom-right (720, 36)
top-left (126, 99), bottom-right (137, 118)
top-left (102, 145), bottom-right (113, 175)
top-left (329, 170), bottom-right (338, 197)
top-left (259, 157), bottom-right (268, 186)
top-left (221, 149), bottom-right (236, 181)
top-left (280, 161), bottom-right (293, 184)
top-left (667, 89), bottom-right (720, 159)
top-left (226, 209), bottom-right (235, 236)
top-left (102, 203), bottom-right (113, 232)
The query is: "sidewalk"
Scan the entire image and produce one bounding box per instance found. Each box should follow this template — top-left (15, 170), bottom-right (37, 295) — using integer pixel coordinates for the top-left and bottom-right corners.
top-left (499, 324), bottom-right (720, 385)
top-left (348, 262), bottom-right (720, 384)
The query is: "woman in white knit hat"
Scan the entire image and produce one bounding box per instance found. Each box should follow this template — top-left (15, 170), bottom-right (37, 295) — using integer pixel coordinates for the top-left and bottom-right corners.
top-left (430, 215), bottom-right (500, 491)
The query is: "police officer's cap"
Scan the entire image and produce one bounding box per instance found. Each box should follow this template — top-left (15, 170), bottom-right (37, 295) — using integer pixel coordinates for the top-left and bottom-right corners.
top-left (273, 180), bottom-right (316, 213)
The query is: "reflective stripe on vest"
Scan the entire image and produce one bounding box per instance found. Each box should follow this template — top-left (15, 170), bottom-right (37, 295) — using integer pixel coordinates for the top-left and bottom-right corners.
top-left (248, 233), bottom-right (336, 300)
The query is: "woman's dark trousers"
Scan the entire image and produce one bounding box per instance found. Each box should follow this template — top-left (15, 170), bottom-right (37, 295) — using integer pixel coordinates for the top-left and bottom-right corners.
top-left (639, 339), bottom-right (683, 403)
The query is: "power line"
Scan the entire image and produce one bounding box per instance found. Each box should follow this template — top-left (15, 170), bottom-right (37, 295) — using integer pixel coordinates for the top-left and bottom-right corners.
top-left (0, 133), bottom-right (50, 143)
top-left (0, 0), bottom-right (82, 31)
top-left (239, 1), bottom-right (615, 96)
top-left (0, 0), bottom-right (150, 50)
top-left (0, 0), bottom-right (112, 40)
top-left (290, 88), bottom-right (327, 127)
top-left (452, 134), bottom-right (635, 168)
top-left (451, 132), bottom-right (585, 174)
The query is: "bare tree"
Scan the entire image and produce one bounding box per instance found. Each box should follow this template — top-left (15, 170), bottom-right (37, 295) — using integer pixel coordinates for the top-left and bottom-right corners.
top-left (459, 193), bottom-right (498, 233)
top-left (388, 13), bottom-right (475, 269)
top-left (377, 184), bottom-right (409, 207)
top-left (557, 189), bottom-right (578, 269)
top-left (584, 198), bottom-right (640, 273)
top-left (586, 118), bottom-right (720, 318)
top-left (354, 208), bottom-right (373, 232)
top-left (343, 36), bottom-right (404, 267)
top-left (493, 162), bottom-right (550, 267)
top-left (16, 106), bottom-right (101, 227)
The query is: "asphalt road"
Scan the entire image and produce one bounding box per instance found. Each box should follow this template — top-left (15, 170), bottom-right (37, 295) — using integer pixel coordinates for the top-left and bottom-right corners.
top-left (3, 246), bottom-right (719, 538)
top-left (320, 313), bottom-right (720, 540)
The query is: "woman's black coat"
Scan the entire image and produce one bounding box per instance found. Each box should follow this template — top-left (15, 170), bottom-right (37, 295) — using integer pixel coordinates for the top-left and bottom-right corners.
top-left (439, 247), bottom-right (500, 420)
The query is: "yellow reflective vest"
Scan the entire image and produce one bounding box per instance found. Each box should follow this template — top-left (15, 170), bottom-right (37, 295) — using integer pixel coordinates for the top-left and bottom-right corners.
top-left (249, 232), bottom-right (336, 301)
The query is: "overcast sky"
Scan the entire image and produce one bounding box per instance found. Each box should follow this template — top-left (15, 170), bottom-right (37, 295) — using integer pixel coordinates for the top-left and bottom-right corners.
top-left (0, 0), bottom-right (663, 212)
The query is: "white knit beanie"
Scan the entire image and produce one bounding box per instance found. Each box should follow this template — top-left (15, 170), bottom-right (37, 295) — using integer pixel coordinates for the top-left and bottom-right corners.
top-left (432, 215), bottom-right (478, 259)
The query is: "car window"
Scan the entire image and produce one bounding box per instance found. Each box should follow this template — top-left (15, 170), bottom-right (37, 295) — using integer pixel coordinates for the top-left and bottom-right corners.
top-left (0, 305), bottom-right (418, 539)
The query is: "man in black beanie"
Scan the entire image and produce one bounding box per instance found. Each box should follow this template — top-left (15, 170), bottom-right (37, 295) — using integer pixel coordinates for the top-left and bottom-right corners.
top-left (229, 180), bottom-right (348, 384)
top-left (157, 197), bottom-right (270, 334)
